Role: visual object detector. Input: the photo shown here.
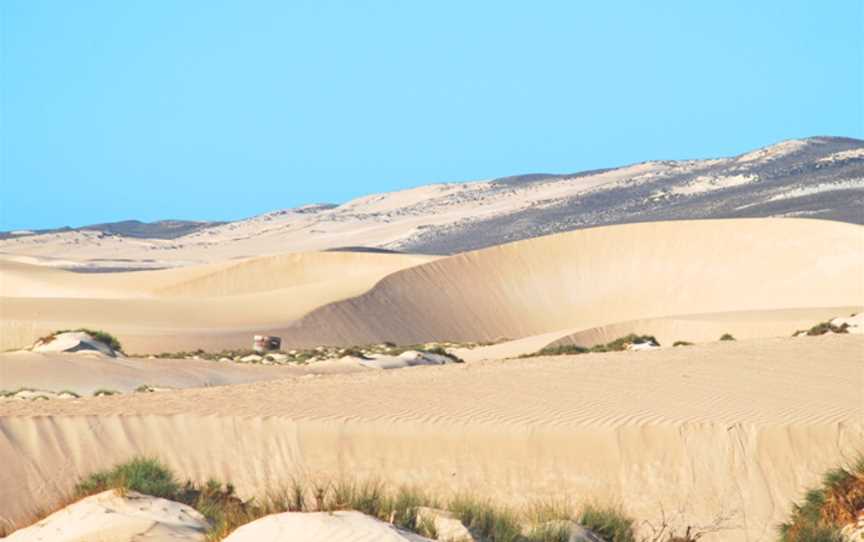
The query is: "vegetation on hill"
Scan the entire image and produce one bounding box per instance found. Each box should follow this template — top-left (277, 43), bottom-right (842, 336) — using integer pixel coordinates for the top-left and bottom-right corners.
top-left (778, 457), bottom-right (864, 542)
top-left (148, 342), bottom-right (467, 365)
top-left (795, 321), bottom-right (850, 337)
top-left (65, 457), bottom-right (640, 542)
top-left (524, 334), bottom-right (660, 358)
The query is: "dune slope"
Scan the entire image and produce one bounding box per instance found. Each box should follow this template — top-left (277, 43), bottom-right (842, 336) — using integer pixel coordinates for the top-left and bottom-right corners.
top-left (1, 335), bottom-right (861, 541)
top-left (0, 251), bottom-right (434, 352)
top-left (277, 218), bottom-right (864, 347)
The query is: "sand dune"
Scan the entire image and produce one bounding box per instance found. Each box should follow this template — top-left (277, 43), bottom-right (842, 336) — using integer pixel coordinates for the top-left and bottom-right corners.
top-left (1, 335), bottom-right (861, 541)
top-left (0, 251), bottom-right (434, 352)
top-left (277, 218), bottom-right (864, 347)
top-left (2, 219), bottom-right (860, 353)
top-left (3, 491), bottom-right (208, 541)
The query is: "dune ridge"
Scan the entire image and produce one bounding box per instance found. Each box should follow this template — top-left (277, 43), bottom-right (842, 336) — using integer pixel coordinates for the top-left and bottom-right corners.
top-left (0, 251), bottom-right (434, 352)
top-left (276, 218), bottom-right (864, 347)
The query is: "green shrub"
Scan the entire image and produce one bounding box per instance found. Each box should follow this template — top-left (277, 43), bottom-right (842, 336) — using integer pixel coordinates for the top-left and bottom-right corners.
top-left (778, 458), bottom-right (864, 541)
top-left (524, 334), bottom-right (660, 357)
top-left (578, 503), bottom-right (636, 542)
top-left (75, 457), bottom-right (179, 499)
top-left (672, 341), bottom-right (693, 347)
top-left (719, 333), bottom-right (735, 341)
top-left (590, 334), bottom-right (659, 353)
top-left (449, 495), bottom-right (523, 542)
top-left (801, 322), bottom-right (850, 337)
top-left (92, 389), bottom-right (119, 397)
top-left (532, 344), bottom-right (590, 357)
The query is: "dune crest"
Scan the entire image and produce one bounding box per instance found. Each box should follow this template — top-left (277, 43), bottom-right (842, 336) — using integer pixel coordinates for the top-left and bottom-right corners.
top-left (279, 218), bottom-right (864, 347)
top-left (0, 251), bottom-right (434, 352)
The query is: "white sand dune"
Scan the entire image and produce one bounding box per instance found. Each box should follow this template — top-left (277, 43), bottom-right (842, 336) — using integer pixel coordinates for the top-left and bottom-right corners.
top-left (1, 335), bottom-right (861, 542)
top-left (0, 251), bottom-right (434, 352)
top-left (3, 490), bottom-right (207, 541)
top-left (277, 219), bottom-right (864, 347)
top-left (223, 511), bottom-right (433, 542)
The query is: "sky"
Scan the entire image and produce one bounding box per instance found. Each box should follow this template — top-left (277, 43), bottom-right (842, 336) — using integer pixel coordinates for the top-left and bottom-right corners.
top-left (1, 1), bottom-right (862, 230)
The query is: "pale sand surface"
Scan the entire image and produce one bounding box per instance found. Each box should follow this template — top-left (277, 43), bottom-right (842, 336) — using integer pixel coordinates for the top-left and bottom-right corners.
top-left (1, 335), bottom-right (861, 541)
top-left (0, 251), bottom-right (435, 352)
top-left (278, 219), bottom-right (864, 347)
top-left (222, 511), bottom-right (433, 542)
top-left (3, 490), bottom-right (207, 541)
top-left (455, 307), bottom-right (863, 361)
top-left (0, 351), bottom-right (365, 395)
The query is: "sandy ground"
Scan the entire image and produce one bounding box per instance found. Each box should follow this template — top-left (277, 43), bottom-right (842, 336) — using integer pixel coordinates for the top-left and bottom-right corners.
top-left (1, 218), bottom-right (862, 541)
top-left (0, 351), bottom-right (369, 396)
top-left (223, 511), bottom-right (433, 542)
top-left (1, 334), bottom-right (861, 541)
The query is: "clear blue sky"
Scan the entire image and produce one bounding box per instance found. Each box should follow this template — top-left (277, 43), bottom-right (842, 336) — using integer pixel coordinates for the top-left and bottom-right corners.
top-left (1, 1), bottom-right (862, 230)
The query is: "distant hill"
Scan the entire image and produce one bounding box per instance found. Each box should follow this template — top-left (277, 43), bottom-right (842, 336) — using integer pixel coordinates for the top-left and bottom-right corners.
top-left (1, 136), bottom-right (861, 269)
top-left (400, 136), bottom-right (863, 253)
top-left (0, 219), bottom-right (224, 241)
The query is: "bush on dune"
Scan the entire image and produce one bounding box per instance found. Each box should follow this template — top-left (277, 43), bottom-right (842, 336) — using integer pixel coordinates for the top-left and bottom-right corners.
top-left (795, 321), bottom-right (850, 337)
top-left (530, 344), bottom-right (590, 357)
top-left (778, 458), bottom-right (864, 542)
top-left (579, 503), bottom-right (637, 542)
top-left (524, 334), bottom-right (660, 358)
top-left (76, 457), bottom-right (179, 499)
top-left (589, 334), bottom-right (659, 353)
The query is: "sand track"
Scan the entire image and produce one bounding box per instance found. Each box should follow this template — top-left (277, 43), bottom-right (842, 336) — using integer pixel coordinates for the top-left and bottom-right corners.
top-left (2, 335), bottom-right (862, 541)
